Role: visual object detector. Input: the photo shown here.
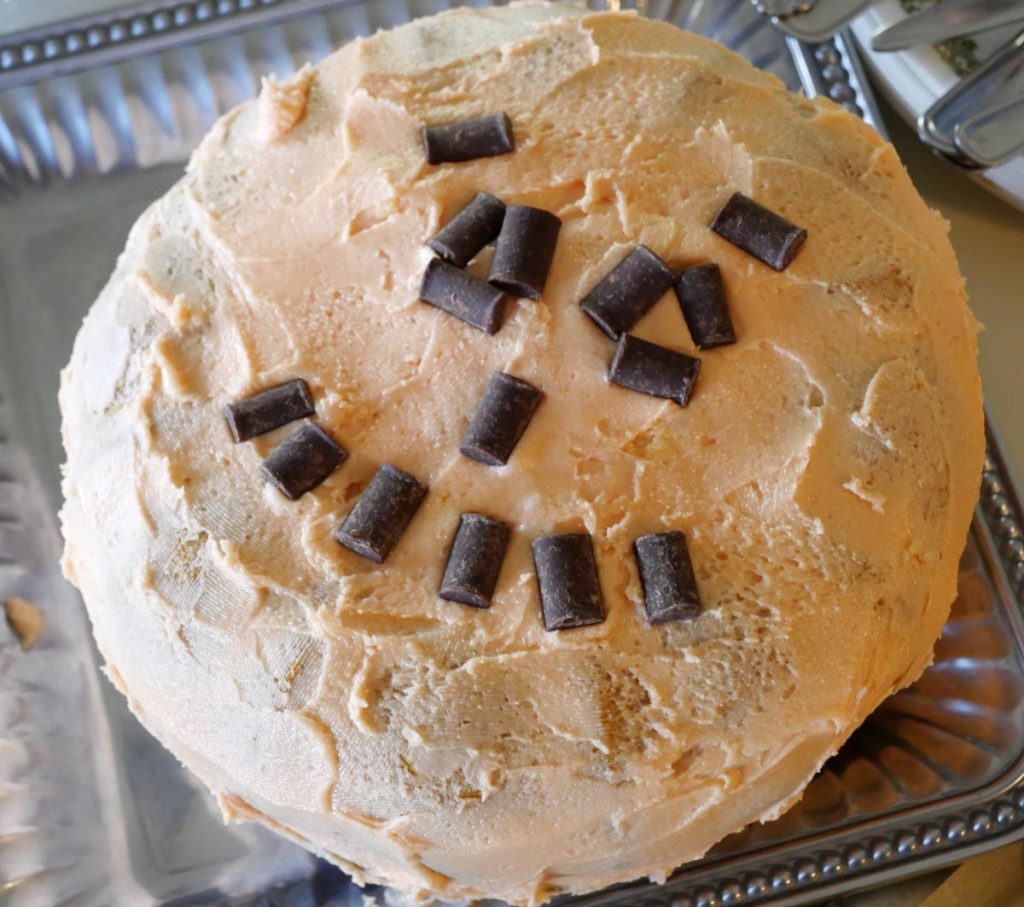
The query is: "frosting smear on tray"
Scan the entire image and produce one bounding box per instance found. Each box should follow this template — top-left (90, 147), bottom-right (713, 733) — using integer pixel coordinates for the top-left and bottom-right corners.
top-left (59, 5), bottom-right (983, 904)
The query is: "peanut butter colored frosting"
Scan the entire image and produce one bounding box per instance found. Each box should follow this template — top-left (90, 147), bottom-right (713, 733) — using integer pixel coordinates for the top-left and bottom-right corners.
top-left (59, 5), bottom-right (984, 904)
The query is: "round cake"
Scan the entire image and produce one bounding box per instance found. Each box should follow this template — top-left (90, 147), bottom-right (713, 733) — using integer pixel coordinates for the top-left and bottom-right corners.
top-left (59, 5), bottom-right (984, 904)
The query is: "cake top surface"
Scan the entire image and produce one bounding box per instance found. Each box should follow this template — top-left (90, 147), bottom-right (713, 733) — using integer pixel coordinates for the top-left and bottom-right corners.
top-left (59, 5), bottom-right (983, 903)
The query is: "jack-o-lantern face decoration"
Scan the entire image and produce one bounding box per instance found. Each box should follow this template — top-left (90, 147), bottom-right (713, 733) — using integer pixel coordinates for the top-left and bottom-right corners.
top-left (224, 112), bottom-right (818, 627)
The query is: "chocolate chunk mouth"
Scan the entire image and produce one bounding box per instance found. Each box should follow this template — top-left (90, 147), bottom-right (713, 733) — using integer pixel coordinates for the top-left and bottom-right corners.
top-left (634, 531), bottom-right (702, 623)
top-left (440, 513), bottom-right (512, 608)
top-left (532, 533), bottom-right (606, 630)
top-left (460, 372), bottom-right (543, 467)
top-left (334, 464), bottom-right (428, 563)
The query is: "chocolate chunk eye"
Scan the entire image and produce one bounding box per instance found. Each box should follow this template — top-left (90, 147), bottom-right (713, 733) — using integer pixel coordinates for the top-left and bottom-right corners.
top-left (580, 245), bottom-right (677, 340)
top-left (440, 513), bottom-right (512, 608)
top-left (428, 193), bottom-right (507, 268)
top-left (710, 192), bottom-right (807, 271)
top-left (224, 378), bottom-right (314, 443)
top-left (333, 465), bottom-right (428, 563)
top-left (634, 531), bottom-right (702, 623)
top-left (532, 533), bottom-right (606, 630)
top-left (422, 113), bottom-right (514, 165)
top-left (260, 420), bottom-right (347, 501)
top-left (487, 205), bottom-right (562, 300)
top-left (675, 263), bottom-right (736, 349)
top-left (460, 372), bottom-right (543, 467)
top-left (419, 258), bottom-right (508, 334)
top-left (607, 333), bottom-right (701, 407)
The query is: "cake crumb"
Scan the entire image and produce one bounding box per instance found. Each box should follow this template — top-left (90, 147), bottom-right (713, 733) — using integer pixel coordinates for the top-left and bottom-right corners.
top-left (4, 596), bottom-right (45, 650)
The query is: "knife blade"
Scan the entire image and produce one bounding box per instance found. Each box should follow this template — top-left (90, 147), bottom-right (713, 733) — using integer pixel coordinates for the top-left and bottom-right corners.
top-left (872, 0), bottom-right (1024, 52)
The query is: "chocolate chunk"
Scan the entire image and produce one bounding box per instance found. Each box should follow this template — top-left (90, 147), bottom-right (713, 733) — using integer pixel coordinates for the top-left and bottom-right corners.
top-left (675, 263), bottom-right (736, 349)
top-left (532, 534), bottom-right (606, 630)
top-left (333, 464), bottom-right (427, 563)
top-left (710, 192), bottom-right (807, 271)
top-left (422, 113), bottom-right (514, 165)
top-left (460, 372), bottom-right (543, 467)
top-left (580, 246), bottom-right (677, 339)
top-left (224, 379), bottom-right (314, 443)
top-left (634, 531), bottom-right (702, 623)
top-left (608, 334), bottom-right (701, 406)
top-left (439, 513), bottom-right (511, 608)
top-left (488, 205), bottom-right (561, 300)
top-left (420, 258), bottom-right (508, 334)
top-left (260, 421), bottom-right (347, 500)
top-left (428, 193), bottom-right (507, 268)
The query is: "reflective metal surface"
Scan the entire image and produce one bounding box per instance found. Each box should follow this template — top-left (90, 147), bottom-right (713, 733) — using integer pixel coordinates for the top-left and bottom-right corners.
top-left (1, 2), bottom-right (1021, 906)
top-left (871, 0), bottom-right (1024, 52)
top-left (752, 0), bottom-right (817, 21)
top-left (953, 43), bottom-right (1024, 167)
top-left (919, 27), bottom-right (1024, 163)
top-left (752, 0), bottom-right (874, 42)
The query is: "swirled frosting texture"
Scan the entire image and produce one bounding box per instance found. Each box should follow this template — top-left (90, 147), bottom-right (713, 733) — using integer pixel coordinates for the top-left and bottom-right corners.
top-left (59, 5), bottom-right (984, 903)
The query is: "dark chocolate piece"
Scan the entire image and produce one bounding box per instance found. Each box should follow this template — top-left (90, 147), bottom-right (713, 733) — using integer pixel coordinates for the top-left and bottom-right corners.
top-left (487, 205), bottom-right (561, 300)
top-left (420, 258), bottom-right (508, 334)
top-left (422, 113), bottom-right (514, 165)
top-left (428, 193), bottom-right (507, 268)
top-left (580, 246), bottom-right (677, 339)
top-left (333, 464), bottom-right (427, 563)
top-left (608, 334), bottom-right (701, 407)
top-left (710, 192), bottom-right (807, 271)
top-left (224, 379), bottom-right (314, 443)
top-left (460, 372), bottom-right (542, 467)
top-left (675, 263), bottom-right (736, 349)
top-left (259, 421), bottom-right (347, 500)
top-left (634, 531), bottom-right (702, 623)
top-left (532, 534), bottom-right (606, 630)
top-left (439, 513), bottom-right (511, 608)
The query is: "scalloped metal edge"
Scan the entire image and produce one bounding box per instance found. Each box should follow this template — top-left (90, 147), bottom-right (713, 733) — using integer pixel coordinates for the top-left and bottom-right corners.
top-left (787, 30), bottom-right (888, 137)
top-left (0, 0), bottom-right (875, 127)
top-left (0, 0), bottom-right (275, 70)
top-left (0, 0), bottom-right (353, 90)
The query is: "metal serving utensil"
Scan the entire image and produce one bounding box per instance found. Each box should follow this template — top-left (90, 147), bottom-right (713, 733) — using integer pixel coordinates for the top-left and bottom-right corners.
top-left (751, 0), bottom-right (876, 42)
top-left (956, 91), bottom-right (1024, 167)
top-left (754, 0), bottom-right (1024, 171)
top-left (919, 27), bottom-right (1024, 165)
top-left (872, 0), bottom-right (1024, 53)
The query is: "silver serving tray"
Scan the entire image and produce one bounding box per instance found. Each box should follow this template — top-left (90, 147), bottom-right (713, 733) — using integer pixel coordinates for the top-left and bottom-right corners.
top-left (0, 2), bottom-right (1021, 906)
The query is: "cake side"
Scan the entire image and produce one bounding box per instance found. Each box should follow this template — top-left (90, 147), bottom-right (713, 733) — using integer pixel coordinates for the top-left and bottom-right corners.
top-left (59, 6), bottom-right (984, 904)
